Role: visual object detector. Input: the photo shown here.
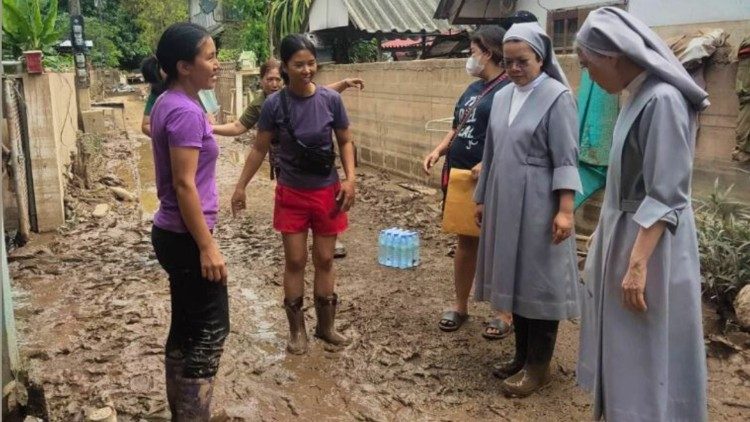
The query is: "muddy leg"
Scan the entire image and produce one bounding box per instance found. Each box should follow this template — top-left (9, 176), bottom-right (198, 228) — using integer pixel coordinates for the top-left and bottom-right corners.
top-left (453, 234), bottom-right (478, 314)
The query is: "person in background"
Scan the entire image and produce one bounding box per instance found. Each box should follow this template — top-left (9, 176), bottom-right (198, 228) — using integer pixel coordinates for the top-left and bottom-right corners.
top-left (230, 34), bottom-right (356, 355)
top-left (576, 7), bottom-right (709, 421)
top-left (149, 22), bottom-right (227, 419)
top-left (140, 55), bottom-right (166, 137)
top-left (422, 26), bottom-right (510, 335)
top-left (473, 23), bottom-right (581, 397)
top-left (213, 58), bottom-right (363, 258)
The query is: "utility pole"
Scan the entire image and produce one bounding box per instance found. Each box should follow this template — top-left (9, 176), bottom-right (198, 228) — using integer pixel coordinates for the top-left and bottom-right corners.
top-left (69, 0), bottom-right (91, 112)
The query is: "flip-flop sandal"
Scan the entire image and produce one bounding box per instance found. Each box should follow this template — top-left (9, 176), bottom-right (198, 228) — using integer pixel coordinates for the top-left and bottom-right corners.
top-left (438, 310), bottom-right (469, 332)
top-left (482, 318), bottom-right (512, 340)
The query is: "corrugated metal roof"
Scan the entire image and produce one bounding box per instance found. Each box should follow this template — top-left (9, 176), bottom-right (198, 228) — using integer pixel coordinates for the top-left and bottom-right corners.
top-left (343, 0), bottom-right (458, 33)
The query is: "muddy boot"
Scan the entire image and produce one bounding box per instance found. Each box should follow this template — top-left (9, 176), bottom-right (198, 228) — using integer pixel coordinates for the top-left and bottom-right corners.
top-left (500, 319), bottom-right (558, 398)
top-left (493, 314), bottom-right (528, 379)
top-left (165, 355), bottom-right (183, 419)
top-left (284, 296), bottom-right (309, 355)
top-left (314, 293), bottom-right (351, 346)
top-left (174, 375), bottom-right (214, 421)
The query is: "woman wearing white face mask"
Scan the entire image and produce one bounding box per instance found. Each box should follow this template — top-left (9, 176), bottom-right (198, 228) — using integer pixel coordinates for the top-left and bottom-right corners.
top-left (423, 26), bottom-right (510, 335)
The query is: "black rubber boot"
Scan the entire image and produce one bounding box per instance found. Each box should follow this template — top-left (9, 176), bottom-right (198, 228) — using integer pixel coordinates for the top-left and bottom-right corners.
top-left (174, 375), bottom-right (214, 421)
top-left (314, 293), bottom-right (351, 346)
top-left (284, 296), bottom-right (309, 355)
top-left (493, 314), bottom-right (528, 379)
top-left (500, 319), bottom-right (559, 397)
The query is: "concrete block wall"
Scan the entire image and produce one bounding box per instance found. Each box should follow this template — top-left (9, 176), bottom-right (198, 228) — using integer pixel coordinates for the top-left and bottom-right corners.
top-left (22, 72), bottom-right (78, 232)
top-left (317, 56), bottom-right (742, 188)
top-left (316, 59), bottom-right (475, 185)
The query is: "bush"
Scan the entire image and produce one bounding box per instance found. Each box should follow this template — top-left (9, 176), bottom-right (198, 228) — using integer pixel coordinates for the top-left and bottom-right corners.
top-left (696, 181), bottom-right (750, 321)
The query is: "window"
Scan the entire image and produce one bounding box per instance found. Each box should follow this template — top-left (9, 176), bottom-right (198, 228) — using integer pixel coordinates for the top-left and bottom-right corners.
top-left (547, 8), bottom-right (591, 54)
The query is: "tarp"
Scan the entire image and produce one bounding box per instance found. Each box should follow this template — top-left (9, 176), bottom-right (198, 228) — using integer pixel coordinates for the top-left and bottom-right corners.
top-left (575, 69), bottom-right (619, 209)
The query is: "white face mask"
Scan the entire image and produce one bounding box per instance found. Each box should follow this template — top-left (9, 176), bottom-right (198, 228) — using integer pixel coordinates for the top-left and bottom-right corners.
top-left (465, 54), bottom-right (485, 77)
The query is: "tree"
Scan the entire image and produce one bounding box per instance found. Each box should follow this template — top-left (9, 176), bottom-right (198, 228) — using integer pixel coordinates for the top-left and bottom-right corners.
top-left (267, 0), bottom-right (311, 52)
top-left (2, 0), bottom-right (60, 55)
top-left (122, 0), bottom-right (188, 52)
top-left (220, 0), bottom-right (270, 62)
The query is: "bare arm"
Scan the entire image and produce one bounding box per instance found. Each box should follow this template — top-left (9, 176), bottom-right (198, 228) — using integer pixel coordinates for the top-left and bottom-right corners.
top-left (326, 78), bottom-right (364, 93)
top-left (170, 147), bottom-right (227, 283)
top-left (422, 129), bottom-right (456, 174)
top-left (622, 221), bottom-right (667, 312)
top-left (334, 127), bottom-right (356, 211)
top-left (141, 115), bottom-right (151, 137)
top-left (212, 120), bottom-right (249, 137)
top-left (230, 130), bottom-right (272, 215)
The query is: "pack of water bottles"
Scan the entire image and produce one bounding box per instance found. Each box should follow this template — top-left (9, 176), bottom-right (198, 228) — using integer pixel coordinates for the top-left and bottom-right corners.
top-left (378, 228), bottom-right (420, 269)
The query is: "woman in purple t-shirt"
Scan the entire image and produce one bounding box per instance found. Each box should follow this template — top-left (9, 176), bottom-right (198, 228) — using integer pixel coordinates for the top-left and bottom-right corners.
top-left (231, 34), bottom-right (357, 355)
top-left (149, 23), bottom-right (227, 419)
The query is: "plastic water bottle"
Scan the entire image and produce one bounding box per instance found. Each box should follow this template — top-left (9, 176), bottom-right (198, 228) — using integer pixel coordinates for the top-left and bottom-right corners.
top-left (412, 232), bottom-right (421, 267)
top-left (385, 228), bottom-right (397, 267)
top-left (378, 230), bottom-right (387, 265)
top-left (397, 234), bottom-right (409, 269)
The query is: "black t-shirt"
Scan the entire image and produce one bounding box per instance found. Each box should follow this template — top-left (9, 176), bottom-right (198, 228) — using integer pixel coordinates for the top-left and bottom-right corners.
top-left (449, 75), bottom-right (509, 170)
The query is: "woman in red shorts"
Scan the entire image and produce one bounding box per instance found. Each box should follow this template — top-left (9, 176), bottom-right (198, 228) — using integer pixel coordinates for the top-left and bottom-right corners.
top-left (231, 34), bottom-right (356, 355)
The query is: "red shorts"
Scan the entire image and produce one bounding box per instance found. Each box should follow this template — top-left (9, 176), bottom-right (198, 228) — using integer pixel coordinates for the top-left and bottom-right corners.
top-left (273, 182), bottom-right (348, 235)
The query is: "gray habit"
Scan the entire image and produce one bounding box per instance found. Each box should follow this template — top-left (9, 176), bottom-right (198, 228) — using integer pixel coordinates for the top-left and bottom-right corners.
top-left (577, 75), bottom-right (708, 421)
top-left (473, 75), bottom-right (582, 320)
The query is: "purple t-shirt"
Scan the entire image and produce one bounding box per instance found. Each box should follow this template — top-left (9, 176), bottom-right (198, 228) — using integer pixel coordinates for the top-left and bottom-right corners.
top-left (150, 90), bottom-right (219, 233)
top-left (257, 86), bottom-right (349, 189)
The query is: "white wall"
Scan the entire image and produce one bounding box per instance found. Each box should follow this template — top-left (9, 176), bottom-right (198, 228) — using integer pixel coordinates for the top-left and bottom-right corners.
top-left (309, 0), bottom-right (349, 31)
top-left (516, 0), bottom-right (750, 30)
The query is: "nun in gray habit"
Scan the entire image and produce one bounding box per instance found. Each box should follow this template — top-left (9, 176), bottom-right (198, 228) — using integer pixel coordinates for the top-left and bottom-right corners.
top-left (473, 22), bottom-right (582, 397)
top-left (576, 7), bottom-right (709, 422)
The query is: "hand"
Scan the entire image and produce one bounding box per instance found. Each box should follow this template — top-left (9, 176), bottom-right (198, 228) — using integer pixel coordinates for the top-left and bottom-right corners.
top-left (552, 210), bottom-right (574, 244)
top-left (200, 242), bottom-right (228, 284)
top-left (471, 162), bottom-right (482, 180)
top-left (621, 262), bottom-right (648, 312)
top-left (345, 78), bottom-right (364, 90)
top-left (423, 150), bottom-right (441, 174)
top-left (230, 188), bottom-right (247, 217)
top-left (206, 112), bottom-right (216, 125)
top-left (475, 204), bottom-right (484, 227)
top-left (336, 180), bottom-right (356, 212)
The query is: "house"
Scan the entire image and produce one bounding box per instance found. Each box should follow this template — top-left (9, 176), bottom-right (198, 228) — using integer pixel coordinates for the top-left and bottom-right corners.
top-left (308, 0), bottom-right (466, 62)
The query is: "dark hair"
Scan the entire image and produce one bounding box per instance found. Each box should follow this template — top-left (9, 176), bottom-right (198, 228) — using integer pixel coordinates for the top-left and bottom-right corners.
top-left (140, 55), bottom-right (166, 96)
top-left (260, 58), bottom-right (281, 78)
top-left (279, 34), bottom-right (317, 84)
top-left (155, 22), bottom-right (211, 86)
top-left (470, 26), bottom-right (506, 65)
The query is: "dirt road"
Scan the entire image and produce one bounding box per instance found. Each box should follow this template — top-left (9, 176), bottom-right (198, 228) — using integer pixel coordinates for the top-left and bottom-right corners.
top-left (7, 91), bottom-right (749, 421)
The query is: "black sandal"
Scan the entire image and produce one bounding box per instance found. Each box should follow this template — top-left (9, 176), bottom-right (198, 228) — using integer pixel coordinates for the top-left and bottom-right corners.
top-left (439, 310), bottom-right (469, 332)
top-left (482, 318), bottom-right (512, 340)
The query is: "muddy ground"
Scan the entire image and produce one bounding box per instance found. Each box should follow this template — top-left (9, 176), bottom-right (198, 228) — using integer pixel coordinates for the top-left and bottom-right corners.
top-left (7, 91), bottom-right (750, 421)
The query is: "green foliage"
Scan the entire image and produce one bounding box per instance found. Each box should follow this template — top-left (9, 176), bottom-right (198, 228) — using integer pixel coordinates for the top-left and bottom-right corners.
top-left (2, 0), bottom-right (60, 55)
top-left (122, 0), bottom-right (188, 53)
top-left (267, 0), bottom-right (311, 51)
top-left (43, 52), bottom-right (73, 71)
top-left (349, 38), bottom-right (379, 63)
top-left (219, 0), bottom-right (270, 62)
top-left (695, 180), bottom-right (750, 320)
top-left (217, 48), bottom-right (240, 63)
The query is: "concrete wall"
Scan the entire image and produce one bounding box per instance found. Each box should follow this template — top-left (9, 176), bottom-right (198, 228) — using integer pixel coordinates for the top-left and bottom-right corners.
top-left (21, 72), bottom-right (78, 232)
top-left (316, 56), bottom-right (742, 188)
top-left (316, 59), bottom-right (475, 185)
